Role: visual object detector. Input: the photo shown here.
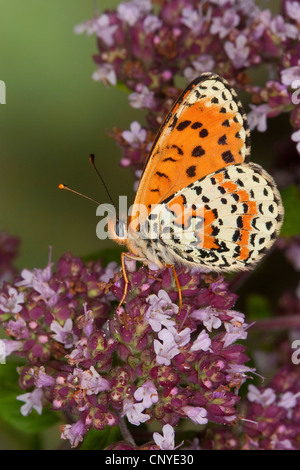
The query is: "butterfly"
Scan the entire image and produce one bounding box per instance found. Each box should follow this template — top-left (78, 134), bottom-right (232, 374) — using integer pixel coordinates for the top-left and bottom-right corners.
top-left (107, 72), bottom-right (284, 305)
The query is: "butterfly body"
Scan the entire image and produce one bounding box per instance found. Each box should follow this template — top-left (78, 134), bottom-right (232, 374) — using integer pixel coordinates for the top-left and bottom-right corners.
top-left (109, 73), bottom-right (283, 273)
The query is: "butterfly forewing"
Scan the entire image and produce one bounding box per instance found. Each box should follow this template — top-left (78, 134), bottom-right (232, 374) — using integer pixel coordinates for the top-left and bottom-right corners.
top-left (134, 73), bottom-right (251, 216)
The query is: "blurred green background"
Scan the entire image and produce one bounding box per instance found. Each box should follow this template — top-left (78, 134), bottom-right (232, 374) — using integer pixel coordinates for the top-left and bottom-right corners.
top-left (0, 0), bottom-right (297, 450)
top-left (0, 0), bottom-right (138, 271)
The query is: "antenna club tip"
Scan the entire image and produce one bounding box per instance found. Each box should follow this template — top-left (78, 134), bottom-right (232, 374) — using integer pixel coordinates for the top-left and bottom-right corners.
top-left (58, 183), bottom-right (65, 190)
top-left (89, 153), bottom-right (95, 163)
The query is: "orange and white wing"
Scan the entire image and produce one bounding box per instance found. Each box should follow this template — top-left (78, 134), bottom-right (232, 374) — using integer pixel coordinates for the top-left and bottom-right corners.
top-left (145, 163), bottom-right (283, 271)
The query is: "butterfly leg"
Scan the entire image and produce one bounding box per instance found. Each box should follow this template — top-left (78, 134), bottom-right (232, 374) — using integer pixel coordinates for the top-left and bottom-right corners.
top-left (117, 252), bottom-right (145, 310)
top-left (164, 264), bottom-right (182, 313)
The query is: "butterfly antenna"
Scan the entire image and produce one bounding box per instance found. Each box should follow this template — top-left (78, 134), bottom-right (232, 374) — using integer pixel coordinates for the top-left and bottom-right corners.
top-left (58, 183), bottom-right (116, 217)
top-left (58, 183), bottom-right (101, 205)
top-left (89, 153), bottom-right (117, 211)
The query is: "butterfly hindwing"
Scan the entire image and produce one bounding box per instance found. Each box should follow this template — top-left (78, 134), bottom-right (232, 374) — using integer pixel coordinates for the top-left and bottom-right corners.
top-left (145, 163), bottom-right (283, 271)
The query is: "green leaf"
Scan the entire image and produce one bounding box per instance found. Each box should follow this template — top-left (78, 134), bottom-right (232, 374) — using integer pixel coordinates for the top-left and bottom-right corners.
top-left (116, 81), bottom-right (130, 94)
top-left (246, 293), bottom-right (272, 320)
top-left (280, 185), bottom-right (300, 237)
top-left (80, 426), bottom-right (122, 450)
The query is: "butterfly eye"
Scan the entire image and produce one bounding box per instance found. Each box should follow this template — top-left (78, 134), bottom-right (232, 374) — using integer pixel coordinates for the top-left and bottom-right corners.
top-left (115, 220), bottom-right (126, 239)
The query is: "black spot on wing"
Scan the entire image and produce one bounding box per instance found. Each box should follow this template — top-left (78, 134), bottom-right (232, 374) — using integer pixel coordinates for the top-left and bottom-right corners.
top-left (192, 145), bottom-right (205, 157)
top-left (237, 216), bottom-right (243, 228)
top-left (171, 144), bottom-right (184, 155)
top-left (156, 171), bottom-right (170, 180)
top-left (186, 165), bottom-right (196, 177)
top-left (232, 229), bottom-right (241, 242)
top-left (199, 128), bottom-right (209, 138)
top-left (218, 134), bottom-right (227, 145)
top-left (177, 120), bottom-right (191, 131)
top-left (266, 221), bottom-right (273, 231)
top-left (222, 150), bottom-right (235, 163)
top-left (191, 121), bottom-right (203, 129)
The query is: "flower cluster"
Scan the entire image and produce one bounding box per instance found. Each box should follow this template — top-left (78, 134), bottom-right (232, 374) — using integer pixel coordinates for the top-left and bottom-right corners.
top-left (0, 252), bottom-right (254, 448)
top-left (75, 0), bottom-right (300, 181)
top-left (184, 366), bottom-right (300, 450)
top-left (242, 367), bottom-right (300, 450)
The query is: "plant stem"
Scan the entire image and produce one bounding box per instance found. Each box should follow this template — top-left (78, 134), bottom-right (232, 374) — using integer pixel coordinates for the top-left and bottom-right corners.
top-left (250, 315), bottom-right (300, 331)
top-left (119, 417), bottom-right (136, 447)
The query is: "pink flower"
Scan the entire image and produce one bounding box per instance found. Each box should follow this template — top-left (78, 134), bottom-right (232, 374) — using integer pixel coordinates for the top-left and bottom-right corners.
top-left (184, 56), bottom-right (215, 82)
top-left (247, 384), bottom-right (276, 406)
top-left (269, 14), bottom-right (298, 40)
top-left (181, 4), bottom-right (211, 35)
top-left (154, 325), bottom-right (191, 365)
top-left (94, 14), bottom-right (118, 46)
top-left (153, 424), bottom-right (176, 450)
top-left (154, 328), bottom-right (180, 366)
top-left (134, 379), bottom-right (159, 408)
top-left (247, 104), bottom-right (271, 132)
top-left (223, 321), bottom-right (249, 348)
top-left (73, 366), bottom-right (110, 395)
top-left (182, 405), bottom-right (208, 425)
top-left (122, 121), bottom-right (147, 148)
top-left (117, 2), bottom-right (141, 27)
top-left (0, 339), bottom-right (22, 363)
top-left (0, 287), bottom-right (24, 314)
top-left (17, 388), bottom-right (43, 416)
top-left (286, 1), bottom-right (300, 23)
top-left (224, 34), bottom-right (250, 69)
top-left (191, 307), bottom-right (222, 331)
top-left (92, 64), bottom-right (117, 86)
top-left (145, 290), bottom-right (177, 332)
top-left (15, 256), bottom-right (57, 307)
top-left (60, 420), bottom-right (86, 448)
top-left (278, 391), bottom-right (300, 410)
top-left (128, 85), bottom-right (156, 109)
top-left (168, 326), bottom-right (191, 347)
top-left (210, 9), bottom-right (240, 39)
top-left (50, 319), bottom-right (77, 349)
top-left (33, 366), bottom-right (56, 388)
top-left (121, 398), bottom-right (150, 425)
top-left (74, 17), bottom-right (99, 36)
top-left (143, 15), bottom-right (162, 34)
top-left (191, 329), bottom-right (212, 352)
top-left (281, 65), bottom-right (300, 87)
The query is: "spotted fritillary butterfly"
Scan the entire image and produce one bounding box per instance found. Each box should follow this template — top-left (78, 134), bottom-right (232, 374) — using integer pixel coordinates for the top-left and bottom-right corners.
top-left (109, 72), bottom-right (284, 274)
